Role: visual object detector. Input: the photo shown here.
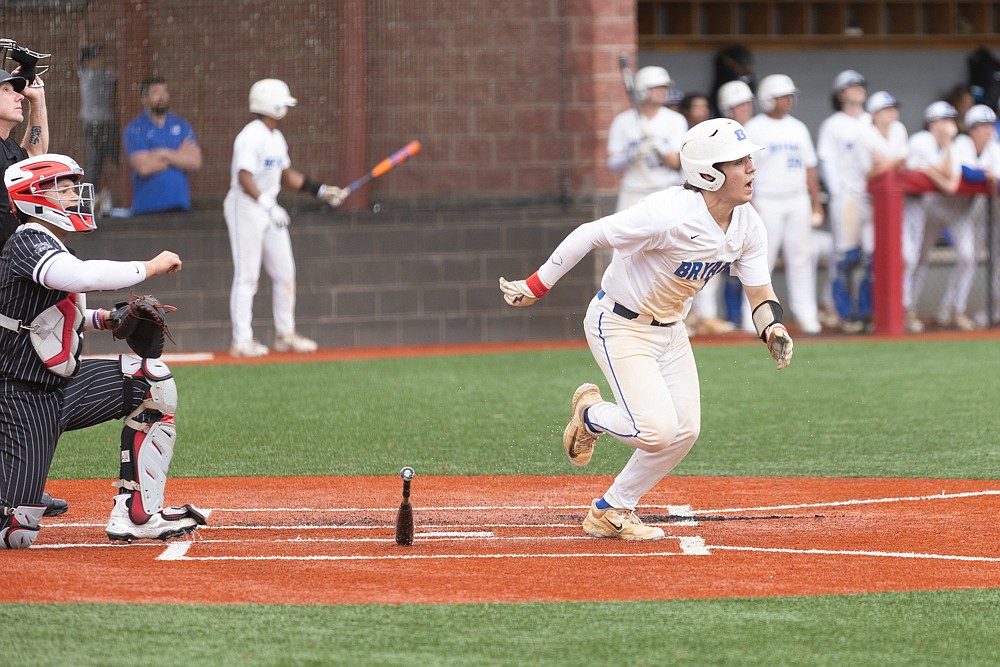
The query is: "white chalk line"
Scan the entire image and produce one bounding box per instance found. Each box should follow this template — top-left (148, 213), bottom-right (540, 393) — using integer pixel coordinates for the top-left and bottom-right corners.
top-left (35, 489), bottom-right (1000, 564)
top-left (193, 488), bottom-right (1000, 515)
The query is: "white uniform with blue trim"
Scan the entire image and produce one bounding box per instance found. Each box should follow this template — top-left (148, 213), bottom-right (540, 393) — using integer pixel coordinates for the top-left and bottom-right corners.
top-left (224, 119), bottom-right (297, 346)
top-left (535, 187), bottom-right (770, 508)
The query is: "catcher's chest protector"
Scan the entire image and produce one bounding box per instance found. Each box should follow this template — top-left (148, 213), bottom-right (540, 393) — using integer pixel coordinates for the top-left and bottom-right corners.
top-left (28, 292), bottom-right (85, 377)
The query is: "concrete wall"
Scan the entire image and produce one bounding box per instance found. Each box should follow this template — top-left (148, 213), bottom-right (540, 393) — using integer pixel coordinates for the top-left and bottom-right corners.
top-left (72, 203), bottom-right (608, 354)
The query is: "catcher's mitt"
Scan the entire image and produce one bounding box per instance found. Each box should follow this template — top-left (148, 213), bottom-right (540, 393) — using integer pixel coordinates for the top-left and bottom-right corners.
top-left (108, 293), bottom-right (176, 359)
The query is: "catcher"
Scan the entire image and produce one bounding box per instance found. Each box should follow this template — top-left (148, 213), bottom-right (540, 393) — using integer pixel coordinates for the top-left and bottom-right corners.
top-left (0, 154), bottom-right (205, 548)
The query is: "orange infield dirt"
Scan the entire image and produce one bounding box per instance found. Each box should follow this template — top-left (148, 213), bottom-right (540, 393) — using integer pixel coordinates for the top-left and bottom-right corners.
top-left (6, 475), bottom-right (999, 605)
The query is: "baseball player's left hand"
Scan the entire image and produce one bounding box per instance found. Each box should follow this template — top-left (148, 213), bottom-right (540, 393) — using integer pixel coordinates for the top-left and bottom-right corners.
top-left (766, 324), bottom-right (793, 370)
top-left (499, 277), bottom-right (538, 307)
top-left (319, 185), bottom-right (349, 208)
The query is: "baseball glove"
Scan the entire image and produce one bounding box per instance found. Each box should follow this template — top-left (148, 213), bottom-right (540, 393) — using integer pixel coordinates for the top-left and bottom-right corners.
top-left (108, 293), bottom-right (176, 359)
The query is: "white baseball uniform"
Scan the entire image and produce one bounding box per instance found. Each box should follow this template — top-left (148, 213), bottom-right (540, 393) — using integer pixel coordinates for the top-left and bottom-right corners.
top-left (915, 133), bottom-right (1000, 322)
top-left (224, 119), bottom-right (298, 345)
top-left (607, 107), bottom-right (688, 211)
top-left (903, 130), bottom-right (953, 311)
top-left (858, 119), bottom-right (909, 253)
top-left (743, 112), bottom-right (821, 333)
top-left (534, 187), bottom-right (770, 509)
top-left (817, 110), bottom-right (872, 253)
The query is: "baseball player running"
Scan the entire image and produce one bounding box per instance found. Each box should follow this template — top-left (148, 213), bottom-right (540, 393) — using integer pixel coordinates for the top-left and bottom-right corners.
top-left (500, 118), bottom-right (793, 540)
top-left (0, 154), bottom-right (205, 548)
top-left (224, 79), bottom-right (348, 357)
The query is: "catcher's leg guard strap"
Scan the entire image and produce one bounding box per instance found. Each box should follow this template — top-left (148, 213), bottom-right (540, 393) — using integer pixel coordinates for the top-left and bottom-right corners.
top-left (1, 505), bottom-right (45, 549)
top-left (118, 354), bottom-right (178, 521)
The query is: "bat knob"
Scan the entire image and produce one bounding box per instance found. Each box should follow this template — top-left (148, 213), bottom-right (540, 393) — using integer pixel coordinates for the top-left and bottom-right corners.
top-left (400, 466), bottom-right (415, 481)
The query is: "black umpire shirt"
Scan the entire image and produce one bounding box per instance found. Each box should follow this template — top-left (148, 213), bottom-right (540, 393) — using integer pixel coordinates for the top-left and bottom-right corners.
top-left (0, 135), bottom-right (29, 246)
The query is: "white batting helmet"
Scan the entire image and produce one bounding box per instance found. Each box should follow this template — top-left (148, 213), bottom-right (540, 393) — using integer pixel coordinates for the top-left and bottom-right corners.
top-left (634, 66), bottom-right (672, 102)
top-left (717, 80), bottom-right (754, 117)
top-left (833, 69), bottom-right (866, 93)
top-left (4, 154), bottom-right (95, 232)
top-left (965, 104), bottom-right (997, 128)
top-left (757, 74), bottom-right (798, 113)
top-left (249, 79), bottom-right (297, 120)
top-left (680, 118), bottom-right (763, 192)
top-left (923, 101), bottom-right (957, 123)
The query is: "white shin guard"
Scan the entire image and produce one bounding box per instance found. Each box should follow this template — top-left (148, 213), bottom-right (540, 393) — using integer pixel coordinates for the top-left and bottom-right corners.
top-left (118, 354), bottom-right (178, 518)
top-left (1, 505), bottom-right (46, 549)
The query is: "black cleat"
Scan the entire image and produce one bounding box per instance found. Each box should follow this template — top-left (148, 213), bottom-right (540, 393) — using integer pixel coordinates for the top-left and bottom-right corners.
top-left (41, 492), bottom-right (68, 517)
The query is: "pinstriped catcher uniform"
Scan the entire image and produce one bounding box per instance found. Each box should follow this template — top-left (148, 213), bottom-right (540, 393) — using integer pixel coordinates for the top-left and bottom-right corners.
top-left (1, 153), bottom-right (203, 548)
top-left (0, 228), bottom-right (147, 507)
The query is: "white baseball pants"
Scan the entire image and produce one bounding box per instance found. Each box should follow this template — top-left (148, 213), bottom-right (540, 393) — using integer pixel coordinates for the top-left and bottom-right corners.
top-left (582, 294), bottom-right (701, 510)
top-left (744, 193), bottom-right (821, 333)
top-left (224, 191), bottom-right (298, 344)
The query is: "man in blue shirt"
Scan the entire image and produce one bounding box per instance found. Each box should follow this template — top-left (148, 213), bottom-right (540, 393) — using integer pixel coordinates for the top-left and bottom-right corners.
top-left (123, 77), bottom-right (202, 215)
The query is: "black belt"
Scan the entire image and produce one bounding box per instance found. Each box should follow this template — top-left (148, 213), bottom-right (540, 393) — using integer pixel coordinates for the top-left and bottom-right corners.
top-left (0, 378), bottom-right (59, 393)
top-left (598, 291), bottom-right (675, 327)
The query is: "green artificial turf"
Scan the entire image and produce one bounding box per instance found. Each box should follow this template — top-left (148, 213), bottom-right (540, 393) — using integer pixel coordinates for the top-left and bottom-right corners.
top-left (9, 337), bottom-right (1000, 666)
top-left (50, 338), bottom-right (1000, 479)
top-left (3, 589), bottom-right (998, 666)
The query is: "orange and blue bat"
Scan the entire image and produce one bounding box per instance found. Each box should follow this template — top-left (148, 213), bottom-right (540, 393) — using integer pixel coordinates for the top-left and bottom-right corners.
top-left (346, 140), bottom-right (421, 193)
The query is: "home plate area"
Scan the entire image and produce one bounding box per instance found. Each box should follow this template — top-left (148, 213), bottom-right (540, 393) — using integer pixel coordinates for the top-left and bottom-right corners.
top-left (12, 475), bottom-right (1000, 605)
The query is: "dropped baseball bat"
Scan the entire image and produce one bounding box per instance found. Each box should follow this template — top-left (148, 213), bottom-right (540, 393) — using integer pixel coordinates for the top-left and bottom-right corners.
top-left (395, 466), bottom-right (415, 546)
top-left (346, 140), bottom-right (421, 194)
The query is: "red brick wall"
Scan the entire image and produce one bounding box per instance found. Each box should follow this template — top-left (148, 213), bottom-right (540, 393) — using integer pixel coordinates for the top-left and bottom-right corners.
top-left (4, 0), bottom-right (634, 207)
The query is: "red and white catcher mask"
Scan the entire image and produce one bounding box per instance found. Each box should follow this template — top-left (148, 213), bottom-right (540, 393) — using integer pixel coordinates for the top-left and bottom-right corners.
top-left (4, 153), bottom-right (96, 232)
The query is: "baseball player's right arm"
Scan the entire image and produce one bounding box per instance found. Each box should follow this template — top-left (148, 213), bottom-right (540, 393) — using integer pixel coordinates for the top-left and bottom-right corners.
top-left (18, 74), bottom-right (48, 155)
top-left (500, 221), bottom-right (609, 306)
top-left (238, 170), bottom-right (290, 227)
top-left (37, 251), bottom-right (181, 293)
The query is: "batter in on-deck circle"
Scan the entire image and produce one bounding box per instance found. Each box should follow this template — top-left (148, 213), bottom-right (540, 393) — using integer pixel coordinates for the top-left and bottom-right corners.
top-left (224, 78), bottom-right (348, 358)
top-left (499, 118), bottom-right (793, 541)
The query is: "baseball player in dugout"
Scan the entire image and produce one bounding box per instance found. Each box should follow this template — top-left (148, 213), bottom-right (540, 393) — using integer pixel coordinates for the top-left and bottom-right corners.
top-left (607, 66), bottom-right (688, 213)
top-left (224, 78), bottom-right (348, 357)
top-left (0, 154), bottom-right (206, 549)
top-left (742, 74), bottom-right (825, 336)
top-left (500, 118), bottom-right (793, 541)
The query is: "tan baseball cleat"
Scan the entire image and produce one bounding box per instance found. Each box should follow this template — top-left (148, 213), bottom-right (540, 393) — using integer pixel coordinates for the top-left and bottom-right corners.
top-left (562, 383), bottom-right (602, 467)
top-left (582, 500), bottom-right (664, 541)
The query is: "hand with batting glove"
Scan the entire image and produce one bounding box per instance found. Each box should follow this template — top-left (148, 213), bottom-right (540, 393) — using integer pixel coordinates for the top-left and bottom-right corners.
top-left (318, 185), bottom-right (349, 208)
top-left (257, 193), bottom-right (290, 228)
top-left (499, 273), bottom-right (550, 307)
top-left (765, 323), bottom-right (794, 370)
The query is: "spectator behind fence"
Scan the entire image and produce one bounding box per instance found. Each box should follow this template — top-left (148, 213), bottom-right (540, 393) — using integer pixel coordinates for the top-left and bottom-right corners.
top-left (77, 44), bottom-right (118, 216)
top-left (123, 77), bottom-right (201, 215)
top-left (902, 101), bottom-right (960, 333)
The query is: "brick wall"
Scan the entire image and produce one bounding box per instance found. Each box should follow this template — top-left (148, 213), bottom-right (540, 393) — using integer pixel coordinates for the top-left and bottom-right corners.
top-left (5, 0), bottom-right (635, 210)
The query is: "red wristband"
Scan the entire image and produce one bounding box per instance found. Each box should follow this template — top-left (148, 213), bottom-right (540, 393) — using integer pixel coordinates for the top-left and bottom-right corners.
top-left (525, 272), bottom-right (549, 298)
